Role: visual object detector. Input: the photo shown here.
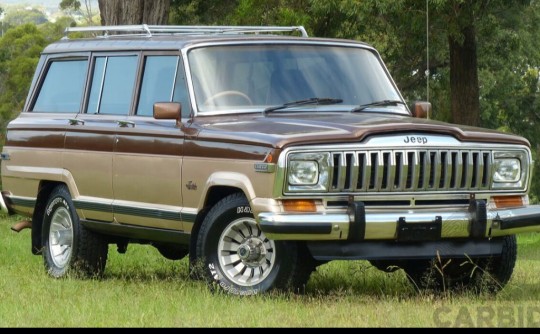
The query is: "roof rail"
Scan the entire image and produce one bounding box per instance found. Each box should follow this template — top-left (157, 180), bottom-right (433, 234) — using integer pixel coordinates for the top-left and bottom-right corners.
top-left (63, 24), bottom-right (309, 39)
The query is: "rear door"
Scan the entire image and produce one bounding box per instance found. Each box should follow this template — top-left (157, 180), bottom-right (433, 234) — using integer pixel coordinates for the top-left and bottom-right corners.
top-left (65, 53), bottom-right (139, 222)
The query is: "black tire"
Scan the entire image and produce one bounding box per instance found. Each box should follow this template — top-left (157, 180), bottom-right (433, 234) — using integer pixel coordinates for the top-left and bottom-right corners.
top-left (195, 193), bottom-right (313, 295)
top-left (42, 185), bottom-right (108, 278)
top-left (475, 235), bottom-right (517, 293)
top-left (404, 235), bottom-right (517, 294)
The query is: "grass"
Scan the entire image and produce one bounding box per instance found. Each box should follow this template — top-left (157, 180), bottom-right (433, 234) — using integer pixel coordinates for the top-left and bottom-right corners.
top-left (0, 214), bottom-right (539, 327)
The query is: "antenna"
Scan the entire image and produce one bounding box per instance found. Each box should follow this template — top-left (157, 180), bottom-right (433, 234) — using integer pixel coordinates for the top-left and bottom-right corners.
top-left (426, 0), bottom-right (430, 118)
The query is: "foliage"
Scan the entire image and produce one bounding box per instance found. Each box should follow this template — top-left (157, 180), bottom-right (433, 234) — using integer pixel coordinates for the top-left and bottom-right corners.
top-left (60, 0), bottom-right (99, 24)
top-left (60, 0), bottom-right (82, 12)
top-left (0, 23), bottom-right (65, 140)
top-left (0, 0), bottom-right (538, 199)
top-left (0, 25), bottom-right (45, 134)
top-left (3, 7), bottom-right (48, 26)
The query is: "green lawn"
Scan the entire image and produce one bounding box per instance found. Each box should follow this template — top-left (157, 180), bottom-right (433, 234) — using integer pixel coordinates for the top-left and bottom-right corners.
top-left (0, 214), bottom-right (539, 327)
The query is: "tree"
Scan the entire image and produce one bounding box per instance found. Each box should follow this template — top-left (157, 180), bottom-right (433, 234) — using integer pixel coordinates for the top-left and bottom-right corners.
top-left (60, 0), bottom-right (81, 14)
top-left (170, 0), bottom-right (309, 26)
top-left (0, 24), bottom-right (49, 137)
top-left (3, 7), bottom-right (48, 26)
top-left (60, 0), bottom-right (96, 24)
top-left (0, 6), bottom-right (4, 37)
top-left (170, 0), bottom-right (237, 25)
top-left (446, 1), bottom-right (480, 126)
top-left (308, 0), bottom-right (536, 128)
top-left (98, 0), bottom-right (171, 25)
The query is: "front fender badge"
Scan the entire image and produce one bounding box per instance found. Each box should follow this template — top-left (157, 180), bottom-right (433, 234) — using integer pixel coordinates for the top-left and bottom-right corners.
top-left (254, 163), bottom-right (275, 173)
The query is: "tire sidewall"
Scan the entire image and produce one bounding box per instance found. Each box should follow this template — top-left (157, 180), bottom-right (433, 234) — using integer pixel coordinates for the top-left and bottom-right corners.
top-left (198, 198), bottom-right (289, 296)
top-left (42, 188), bottom-right (80, 278)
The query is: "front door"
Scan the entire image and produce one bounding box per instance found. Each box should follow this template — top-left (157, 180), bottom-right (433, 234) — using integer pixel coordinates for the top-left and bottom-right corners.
top-left (112, 54), bottom-right (190, 231)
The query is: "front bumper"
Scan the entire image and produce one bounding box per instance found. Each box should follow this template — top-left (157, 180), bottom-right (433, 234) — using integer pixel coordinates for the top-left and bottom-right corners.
top-left (258, 200), bottom-right (540, 241)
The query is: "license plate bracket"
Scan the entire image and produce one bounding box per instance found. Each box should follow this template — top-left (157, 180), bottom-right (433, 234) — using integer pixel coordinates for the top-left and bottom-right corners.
top-left (396, 216), bottom-right (442, 242)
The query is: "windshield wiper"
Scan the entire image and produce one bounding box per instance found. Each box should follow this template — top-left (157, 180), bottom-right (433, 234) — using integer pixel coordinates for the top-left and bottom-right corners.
top-left (264, 97), bottom-right (343, 114)
top-left (350, 100), bottom-right (406, 113)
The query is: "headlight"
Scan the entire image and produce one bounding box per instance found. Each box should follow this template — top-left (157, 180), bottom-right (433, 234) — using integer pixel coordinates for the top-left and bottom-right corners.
top-left (288, 160), bottom-right (318, 185)
top-left (491, 151), bottom-right (529, 190)
top-left (286, 152), bottom-right (330, 192)
top-left (493, 158), bottom-right (520, 182)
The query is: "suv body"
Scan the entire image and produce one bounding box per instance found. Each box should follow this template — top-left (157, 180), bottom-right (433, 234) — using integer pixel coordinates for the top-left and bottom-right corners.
top-left (2, 25), bottom-right (540, 295)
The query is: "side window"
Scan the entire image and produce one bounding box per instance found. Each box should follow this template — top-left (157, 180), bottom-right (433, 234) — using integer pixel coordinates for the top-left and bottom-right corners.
top-left (87, 55), bottom-right (137, 115)
top-left (137, 56), bottom-right (177, 116)
top-left (136, 55), bottom-right (190, 117)
top-left (32, 59), bottom-right (88, 113)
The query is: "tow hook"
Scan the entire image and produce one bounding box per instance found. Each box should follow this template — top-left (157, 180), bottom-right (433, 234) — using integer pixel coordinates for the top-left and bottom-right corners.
top-left (11, 220), bottom-right (32, 233)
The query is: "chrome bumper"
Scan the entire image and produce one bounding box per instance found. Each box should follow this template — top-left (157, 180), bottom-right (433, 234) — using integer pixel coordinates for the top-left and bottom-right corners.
top-left (258, 202), bottom-right (540, 241)
top-left (0, 191), bottom-right (9, 215)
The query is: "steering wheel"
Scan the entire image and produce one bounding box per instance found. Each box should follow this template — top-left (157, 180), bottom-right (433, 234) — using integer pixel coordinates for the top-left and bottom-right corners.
top-left (203, 90), bottom-right (253, 106)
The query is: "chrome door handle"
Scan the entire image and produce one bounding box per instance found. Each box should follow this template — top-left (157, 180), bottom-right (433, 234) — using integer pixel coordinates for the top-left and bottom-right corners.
top-left (68, 118), bottom-right (85, 125)
top-left (117, 120), bottom-right (135, 128)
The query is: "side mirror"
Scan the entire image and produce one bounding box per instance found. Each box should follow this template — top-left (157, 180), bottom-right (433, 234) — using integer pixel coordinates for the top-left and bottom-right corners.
top-left (153, 102), bottom-right (181, 123)
top-left (410, 101), bottom-right (432, 119)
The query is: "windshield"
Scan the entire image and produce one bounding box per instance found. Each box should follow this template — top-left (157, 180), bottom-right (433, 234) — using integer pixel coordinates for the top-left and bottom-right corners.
top-left (187, 43), bottom-right (406, 115)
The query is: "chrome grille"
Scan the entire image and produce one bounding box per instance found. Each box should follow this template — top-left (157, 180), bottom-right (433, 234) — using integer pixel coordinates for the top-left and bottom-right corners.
top-left (329, 150), bottom-right (492, 192)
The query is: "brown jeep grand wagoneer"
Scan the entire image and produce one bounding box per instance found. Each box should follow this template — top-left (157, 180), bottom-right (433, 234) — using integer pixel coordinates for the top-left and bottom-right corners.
top-left (2, 25), bottom-right (540, 295)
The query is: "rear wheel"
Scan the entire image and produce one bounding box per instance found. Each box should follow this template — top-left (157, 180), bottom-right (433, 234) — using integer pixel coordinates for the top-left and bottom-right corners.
top-left (195, 193), bottom-right (313, 295)
top-left (42, 185), bottom-right (108, 278)
top-left (404, 235), bottom-right (517, 294)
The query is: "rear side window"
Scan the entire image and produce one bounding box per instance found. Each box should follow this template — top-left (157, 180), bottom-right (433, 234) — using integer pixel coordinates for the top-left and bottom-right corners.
top-left (87, 55), bottom-right (137, 115)
top-left (32, 59), bottom-right (88, 113)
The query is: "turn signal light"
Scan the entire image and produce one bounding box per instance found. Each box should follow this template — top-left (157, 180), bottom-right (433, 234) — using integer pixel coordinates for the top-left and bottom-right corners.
top-left (282, 199), bottom-right (317, 212)
top-left (493, 195), bottom-right (524, 208)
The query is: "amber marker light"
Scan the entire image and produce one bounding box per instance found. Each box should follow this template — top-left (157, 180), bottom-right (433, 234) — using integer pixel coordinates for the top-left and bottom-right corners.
top-left (282, 199), bottom-right (317, 212)
top-left (263, 151), bottom-right (274, 163)
top-left (493, 195), bottom-right (525, 209)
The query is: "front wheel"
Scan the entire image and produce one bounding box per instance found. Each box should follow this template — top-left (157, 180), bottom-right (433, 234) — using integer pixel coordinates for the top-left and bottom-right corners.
top-left (404, 235), bottom-right (517, 294)
top-left (42, 185), bottom-right (109, 278)
top-left (195, 193), bottom-right (313, 295)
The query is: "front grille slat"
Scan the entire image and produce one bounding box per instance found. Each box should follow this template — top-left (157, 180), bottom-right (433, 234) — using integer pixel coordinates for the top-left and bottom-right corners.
top-left (337, 153), bottom-right (347, 190)
top-left (464, 152), bottom-right (473, 189)
top-left (432, 151), bottom-right (441, 190)
top-left (481, 152), bottom-right (490, 189)
top-left (455, 152), bottom-right (464, 189)
top-left (327, 149), bottom-right (494, 193)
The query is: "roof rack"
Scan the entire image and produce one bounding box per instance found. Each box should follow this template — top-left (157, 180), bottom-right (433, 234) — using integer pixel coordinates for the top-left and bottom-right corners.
top-left (63, 24), bottom-right (309, 39)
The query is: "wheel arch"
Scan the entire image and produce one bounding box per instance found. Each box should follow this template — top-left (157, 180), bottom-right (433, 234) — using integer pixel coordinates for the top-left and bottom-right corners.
top-left (188, 185), bottom-right (245, 266)
top-left (31, 180), bottom-right (70, 255)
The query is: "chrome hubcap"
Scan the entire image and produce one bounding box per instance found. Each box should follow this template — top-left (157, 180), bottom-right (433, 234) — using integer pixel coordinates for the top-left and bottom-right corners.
top-left (48, 206), bottom-right (74, 268)
top-left (218, 217), bottom-right (275, 286)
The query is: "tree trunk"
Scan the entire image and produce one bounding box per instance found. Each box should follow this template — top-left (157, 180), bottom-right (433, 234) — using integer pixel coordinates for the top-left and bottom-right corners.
top-left (98, 0), bottom-right (170, 26)
top-left (448, 24), bottom-right (480, 126)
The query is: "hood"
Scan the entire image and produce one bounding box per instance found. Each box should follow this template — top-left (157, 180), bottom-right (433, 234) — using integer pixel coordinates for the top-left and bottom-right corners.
top-left (188, 112), bottom-right (530, 148)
